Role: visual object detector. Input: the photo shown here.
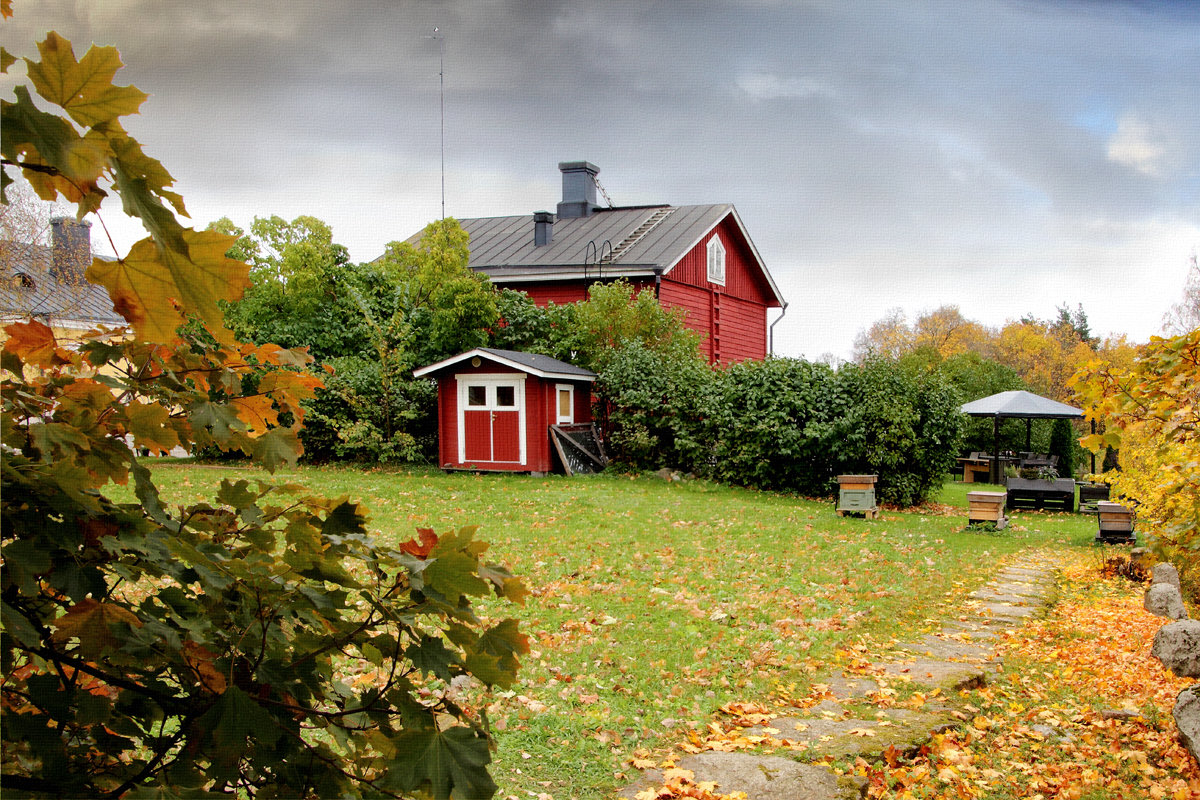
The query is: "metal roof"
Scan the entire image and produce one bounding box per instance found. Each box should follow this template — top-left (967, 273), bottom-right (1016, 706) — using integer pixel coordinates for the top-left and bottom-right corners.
top-left (960, 390), bottom-right (1084, 419)
top-left (0, 242), bottom-right (124, 329)
top-left (406, 204), bottom-right (786, 308)
top-left (413, 347), bottom-right (596, 381)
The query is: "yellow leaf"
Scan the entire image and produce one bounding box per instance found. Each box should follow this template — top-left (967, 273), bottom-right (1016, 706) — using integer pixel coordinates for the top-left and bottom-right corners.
top-left (126, 400), bottom-right (181, 455)
top-left (849, 728), bottom-right (876, 737)
top-left (25, 32), bottom-right (148, 127)
top-left (87, 231), bottom-right (250, 344)
top-left (230, 395), bottom-right (279, 434)
top-left (2, 318), bottom-right (65, 367)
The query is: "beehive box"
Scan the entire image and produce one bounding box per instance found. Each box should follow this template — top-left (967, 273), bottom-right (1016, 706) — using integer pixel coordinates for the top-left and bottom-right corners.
top-left (1096, 501), bottom-right (1135, 544)
top-left (967, 491), bottom-right (1008, 529)
top-left (836, 474), bottom-right (878, 518)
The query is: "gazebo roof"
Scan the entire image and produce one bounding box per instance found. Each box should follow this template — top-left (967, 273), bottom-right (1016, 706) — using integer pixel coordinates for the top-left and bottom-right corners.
top-left (960, 390), bottom-right (1083, 420)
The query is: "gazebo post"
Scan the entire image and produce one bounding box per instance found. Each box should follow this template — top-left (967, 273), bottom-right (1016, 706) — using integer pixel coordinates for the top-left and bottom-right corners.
top-left (992, 416), bottom-right (1001, 484)
top-left (1091, 419), bottom-right (1097, 475)
top-left (1025, 418), bottom-right (1032, 452)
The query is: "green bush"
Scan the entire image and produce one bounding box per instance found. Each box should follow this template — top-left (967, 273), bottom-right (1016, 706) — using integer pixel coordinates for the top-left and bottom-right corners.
top-left (598, 353), bottom-right (964, 507)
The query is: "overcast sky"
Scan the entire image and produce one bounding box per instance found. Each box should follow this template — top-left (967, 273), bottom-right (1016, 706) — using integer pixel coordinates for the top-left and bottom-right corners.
top-left (5, 0), bottom-right (1199, 359)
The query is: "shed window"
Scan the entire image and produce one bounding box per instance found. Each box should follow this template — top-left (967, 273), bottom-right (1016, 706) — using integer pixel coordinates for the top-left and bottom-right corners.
top-left (467, 386), bottom-right (487, 406)
top-left (496, 385), bottom-right (516, 407)
top-left (707, 235), bottom-right (726, 286)
top-left (556, 384), bottom-right (574, 424)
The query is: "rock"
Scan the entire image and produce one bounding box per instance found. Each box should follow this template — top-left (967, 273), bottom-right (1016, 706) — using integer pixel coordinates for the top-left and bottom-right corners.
top-left (1130, 547), bottom-right (1150, 567)
top-left (1153, 562), bottom-right (1182, 588)
top-left (1175, 685), bottom-right (1200, 765)
top-left (653, 467), bottom-right (678, 482)
top-left (1152, 619), bottom-right (1200, 678)
top-left (1145, 583), bottom-right (1188, 619)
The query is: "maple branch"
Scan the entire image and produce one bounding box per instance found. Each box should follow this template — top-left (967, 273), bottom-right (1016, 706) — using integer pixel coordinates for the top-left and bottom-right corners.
top-left (1, 158), bottom-right (59, 176)
top-left (29, 645), bottom-right (191, 715)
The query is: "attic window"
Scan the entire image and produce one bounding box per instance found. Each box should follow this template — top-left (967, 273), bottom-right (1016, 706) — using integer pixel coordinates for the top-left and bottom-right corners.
top-left (706, 235), bottom-right (726, 286)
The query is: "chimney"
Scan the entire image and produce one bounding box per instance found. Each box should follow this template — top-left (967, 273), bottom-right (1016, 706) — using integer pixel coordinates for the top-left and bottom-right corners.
top-left (556, 161), bottom-right (601, 219)
top-left (533, 211), bottom-right (555, 246)
top-left (50, 217), bottom-right (92, 282)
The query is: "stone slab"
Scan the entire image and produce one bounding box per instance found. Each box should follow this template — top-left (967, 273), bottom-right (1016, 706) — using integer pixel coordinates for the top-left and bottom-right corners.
top-left (987, 581), bottom-right (1051, 598)
top-left (894, 633), bottom-right (995, 662)
top-left (746, 708), bottom-right (950, 759)
top-left (969, 590), bottom-right (1037, 605)
top-left (874, 658), bottom-right (986, 691)
top-left (616, 752), bottom-right (863, 800)
top-left (975, 602), bottom-right (1040, 620)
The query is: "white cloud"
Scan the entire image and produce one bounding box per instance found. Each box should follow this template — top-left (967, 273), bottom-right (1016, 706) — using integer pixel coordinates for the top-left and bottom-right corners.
top-left (1107, 115), bottom-right (1168, 177)
top-left (736, 71), bottom-right (835, 101)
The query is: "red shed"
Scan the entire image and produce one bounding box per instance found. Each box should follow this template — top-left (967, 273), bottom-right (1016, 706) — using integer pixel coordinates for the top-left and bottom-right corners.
top-left (413, 348), bottom-right (597, 474)
top-left (398, 162), bottom-right (788, 365)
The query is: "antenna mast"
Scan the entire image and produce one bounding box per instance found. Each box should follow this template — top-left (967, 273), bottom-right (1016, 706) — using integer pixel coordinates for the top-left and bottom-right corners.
top-left (423, 27), bottom-right (446, 219)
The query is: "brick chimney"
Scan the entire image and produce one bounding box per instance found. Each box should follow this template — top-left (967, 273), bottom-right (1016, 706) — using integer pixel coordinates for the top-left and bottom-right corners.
top-left (50, 217), bottom-right (92, 282)
top-left (556, 161), bottom-right (601, 219)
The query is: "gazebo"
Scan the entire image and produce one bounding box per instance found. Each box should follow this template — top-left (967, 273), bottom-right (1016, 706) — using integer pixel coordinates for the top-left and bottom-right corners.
top-left (959, 390), bottom-right (1084, 483)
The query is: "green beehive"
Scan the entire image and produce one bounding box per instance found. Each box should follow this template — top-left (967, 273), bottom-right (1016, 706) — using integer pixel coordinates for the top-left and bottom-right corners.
top-left (837, 474), bottom-right (878, 519)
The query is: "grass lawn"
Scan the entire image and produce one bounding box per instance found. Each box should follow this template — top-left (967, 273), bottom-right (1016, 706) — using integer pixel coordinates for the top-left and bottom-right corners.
top-left (120, 464), bottom-right (1100, 798)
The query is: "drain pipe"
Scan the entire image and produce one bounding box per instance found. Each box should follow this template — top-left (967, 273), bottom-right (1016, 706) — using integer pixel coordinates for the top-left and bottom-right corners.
top-left (768, 301), bottom-right (788, 356)
top-left (653, 267), bottom-right (663, 299)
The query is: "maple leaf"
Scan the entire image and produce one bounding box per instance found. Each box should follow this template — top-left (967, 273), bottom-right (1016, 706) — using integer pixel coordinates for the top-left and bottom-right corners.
top-left (1, 86), bottom-right (109, 206)
top-left (399, 528), bottom-right (439, 558)
top-left (87, 231), bottom-right (250, 344)
top-left (2, 319), bottom-right (66, 368)
top-left (51, 599), bottom-right (142, 659)
top-left (230, 394), bottom-right (278, 434)
top-left (125, 400), bottom-right (181, 455)
top-left (385, 726), bottom-right (496, 800)
top-left (182, 640), bottom-right (227, 695)
top-left (24, 33), bottom-right (148, 128)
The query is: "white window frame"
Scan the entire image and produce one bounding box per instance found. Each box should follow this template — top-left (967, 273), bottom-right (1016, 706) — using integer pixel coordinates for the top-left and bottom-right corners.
top-left (706, 234), bottom-right (726, 286)
top-left (555, 383), bottom-right (575, 424)
top-left (455, 374), bottom-right (526, 464)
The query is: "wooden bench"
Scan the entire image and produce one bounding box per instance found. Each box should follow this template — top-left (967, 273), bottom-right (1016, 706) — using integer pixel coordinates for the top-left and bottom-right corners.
top-left (1077, 482), bottom-right (1110, 513)
top-left (1005, 477), bottom-right (1075, 512)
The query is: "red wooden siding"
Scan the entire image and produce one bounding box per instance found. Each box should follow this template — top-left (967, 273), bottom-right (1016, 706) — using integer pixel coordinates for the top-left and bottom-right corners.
top-left (666, 217), bottom-right (775, 306)
top-left (717, 294), bottom-right (768, 363)
top-left (519, 284), bottom-right (589, 306)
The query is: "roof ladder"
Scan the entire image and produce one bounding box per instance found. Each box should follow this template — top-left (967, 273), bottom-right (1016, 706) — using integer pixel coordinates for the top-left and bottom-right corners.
top-left (601, 207), bottom-right (675, 264)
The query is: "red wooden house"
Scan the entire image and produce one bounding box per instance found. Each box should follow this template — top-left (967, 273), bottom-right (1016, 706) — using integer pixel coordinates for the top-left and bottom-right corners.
top-left (405, 162), bottom-right (787, 364)
top-left (413, 348), bottom-right (597, 474)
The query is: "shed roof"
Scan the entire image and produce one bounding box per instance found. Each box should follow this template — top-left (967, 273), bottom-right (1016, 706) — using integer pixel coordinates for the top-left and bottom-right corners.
top-left (413, 348), bottom-right (596, 382)
top-left (960, 390), bottom-right (1083, 419)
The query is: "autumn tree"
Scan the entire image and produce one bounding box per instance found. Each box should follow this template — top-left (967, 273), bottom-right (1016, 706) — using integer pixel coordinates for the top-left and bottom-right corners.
top-left (1, 20), bottom-right (525, 800)
top-left (852, 306), bottom-right (912, 362)
top-left (910, 305), bottom-right (989, 357)
top-left (1164, 253), bottom-right (1200, 335)
top-left (1074, 329), bottom-right (1200, 588)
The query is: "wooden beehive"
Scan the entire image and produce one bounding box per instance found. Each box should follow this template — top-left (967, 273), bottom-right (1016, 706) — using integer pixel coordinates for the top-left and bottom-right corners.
top-left (837, 474), bottom-right (878, 518)
top-left (967, 490), bottom-right (1008, 529)
top-left (1095, 501), bottom-right (1135, 544)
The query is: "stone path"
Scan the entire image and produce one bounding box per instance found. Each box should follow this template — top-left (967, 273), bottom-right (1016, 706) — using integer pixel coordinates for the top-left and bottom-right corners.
top-left (617, 554), bottom-right (1061, 799)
